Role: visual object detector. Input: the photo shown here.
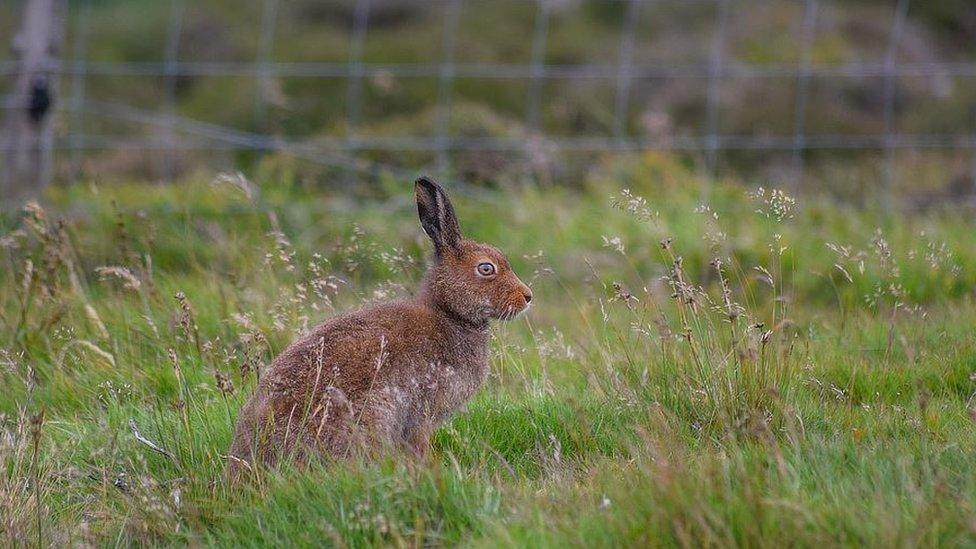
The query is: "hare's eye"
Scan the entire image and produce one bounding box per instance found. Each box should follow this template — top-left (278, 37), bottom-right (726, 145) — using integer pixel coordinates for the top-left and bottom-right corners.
top-left (476, 262), bottom-right (496, 277)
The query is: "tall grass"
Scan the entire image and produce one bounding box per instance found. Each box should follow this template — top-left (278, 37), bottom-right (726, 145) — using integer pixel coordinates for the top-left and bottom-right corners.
top-left (1, 156), bottom-right (975, 545)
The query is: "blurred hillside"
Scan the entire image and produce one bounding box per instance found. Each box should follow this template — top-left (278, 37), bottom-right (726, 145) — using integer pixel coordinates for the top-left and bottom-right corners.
top-left (1, 0), bottom-right (975, 203)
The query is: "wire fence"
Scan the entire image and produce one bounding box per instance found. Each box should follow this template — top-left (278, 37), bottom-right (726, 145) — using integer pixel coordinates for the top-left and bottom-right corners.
top-left (2, 0), bottom-right (976, 200)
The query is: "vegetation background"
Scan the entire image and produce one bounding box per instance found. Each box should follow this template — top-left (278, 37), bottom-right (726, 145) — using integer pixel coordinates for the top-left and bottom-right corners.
top-left (1, 0), bottom-right (976, 547)
top-left (1, 0), bottom-right (975, 200)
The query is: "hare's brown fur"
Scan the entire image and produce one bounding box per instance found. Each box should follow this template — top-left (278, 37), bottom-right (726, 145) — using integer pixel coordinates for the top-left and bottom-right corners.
top-left (227, 177), bottom-right (532, 475)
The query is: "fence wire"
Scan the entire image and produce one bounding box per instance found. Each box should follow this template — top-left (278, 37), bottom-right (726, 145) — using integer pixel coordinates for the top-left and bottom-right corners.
top-left (1, 0), bottom-right (975, 197)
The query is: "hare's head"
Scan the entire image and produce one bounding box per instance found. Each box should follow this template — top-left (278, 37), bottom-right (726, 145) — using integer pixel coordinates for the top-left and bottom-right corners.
top-left (415, 176), bottom-right (533, 327)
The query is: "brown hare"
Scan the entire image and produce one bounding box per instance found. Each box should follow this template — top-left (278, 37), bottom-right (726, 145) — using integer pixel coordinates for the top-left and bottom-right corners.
top-left (226, 176), bottom-right (533, 476)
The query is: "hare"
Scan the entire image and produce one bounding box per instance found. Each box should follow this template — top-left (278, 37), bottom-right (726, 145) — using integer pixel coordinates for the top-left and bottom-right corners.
top-left (226, 176), bottom-right (533, 476)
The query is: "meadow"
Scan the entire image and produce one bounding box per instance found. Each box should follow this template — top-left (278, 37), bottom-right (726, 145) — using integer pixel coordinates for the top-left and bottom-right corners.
top-left (1, 154), bottom-right (975, 546)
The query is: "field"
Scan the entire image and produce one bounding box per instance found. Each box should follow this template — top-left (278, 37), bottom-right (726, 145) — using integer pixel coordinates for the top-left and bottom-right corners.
top-left (1, 154), bottom-right (976, 546)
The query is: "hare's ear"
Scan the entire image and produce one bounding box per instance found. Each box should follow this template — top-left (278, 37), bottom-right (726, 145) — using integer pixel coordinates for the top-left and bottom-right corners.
top-left (415, 176), bottom-right (462, 256)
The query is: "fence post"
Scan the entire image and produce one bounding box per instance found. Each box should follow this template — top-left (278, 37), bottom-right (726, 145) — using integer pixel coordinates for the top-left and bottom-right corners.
top-left (162, 0), bottom-right (185, 183)
top-left (612, 0), bottom-right (641, 144)
top-left (1, 0), bottom-right (66, 204)
top-left (525, 0), bottom-right (551, 133)
top-left (881, 0), bottom-right (910, 211)
top-left (702, 0), bottom-right (729, 199)
top-left (346, 0), bottom-right (371, 154)
top-left (792, 0), bottom-right (818, 192)
top-left (69, 0), bottom-right (92, 185)
top-left (254, 0), bottom-right (280, 134)
top-left (434, 0), bottom-right (462, 176)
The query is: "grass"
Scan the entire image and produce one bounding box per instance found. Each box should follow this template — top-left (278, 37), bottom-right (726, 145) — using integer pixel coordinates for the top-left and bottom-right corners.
top-left (1, 154), bottom-right (975, 546)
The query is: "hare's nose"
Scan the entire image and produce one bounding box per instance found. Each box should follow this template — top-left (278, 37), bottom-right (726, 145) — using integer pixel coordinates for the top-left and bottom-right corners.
top-left (522, 287), bottom-right (533, 303)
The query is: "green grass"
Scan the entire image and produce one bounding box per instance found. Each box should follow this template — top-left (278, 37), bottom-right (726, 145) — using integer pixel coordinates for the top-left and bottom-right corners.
top-left (1, 155), bottom-right (975, 546)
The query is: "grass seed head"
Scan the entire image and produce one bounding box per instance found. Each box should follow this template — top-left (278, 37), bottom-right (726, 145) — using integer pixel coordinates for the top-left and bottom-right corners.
top-left (95, 266), bottom-right (142, 291)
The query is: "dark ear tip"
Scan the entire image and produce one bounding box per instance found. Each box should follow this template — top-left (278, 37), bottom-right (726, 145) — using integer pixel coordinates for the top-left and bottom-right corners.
top-left (415, 175), bottom-right (440, 191)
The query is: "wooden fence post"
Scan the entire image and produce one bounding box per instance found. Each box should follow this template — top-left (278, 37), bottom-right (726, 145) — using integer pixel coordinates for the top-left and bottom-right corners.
top-left (1, 0), bottom-right (66, 205)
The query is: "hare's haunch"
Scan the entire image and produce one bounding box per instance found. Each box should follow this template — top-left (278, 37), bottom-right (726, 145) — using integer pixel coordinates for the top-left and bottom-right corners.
top-left (227, 176), bottom-right (532, 474)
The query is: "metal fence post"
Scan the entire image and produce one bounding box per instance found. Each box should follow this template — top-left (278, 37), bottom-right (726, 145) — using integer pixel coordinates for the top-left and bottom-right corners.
top-left (434, 0), bottom-right (462, 176)
top-left (254, 0), bottom-right (280, 134)
top-left (703, 0), bottom-right (730, 196)
top-left (525, 0), bottom-right (551, 133)
top-left (346, 0), bottom-right (371, 153)
top-left (162, 0), bottom-right (185, 183)
top-left (68, 0), bottom-right (92, 185)
top-left (613, 0), bottom-right (642, 144)
top-left (792, 0), bottom-right (818, 192)
top-left (881, 0), bottom-right (910, 210)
